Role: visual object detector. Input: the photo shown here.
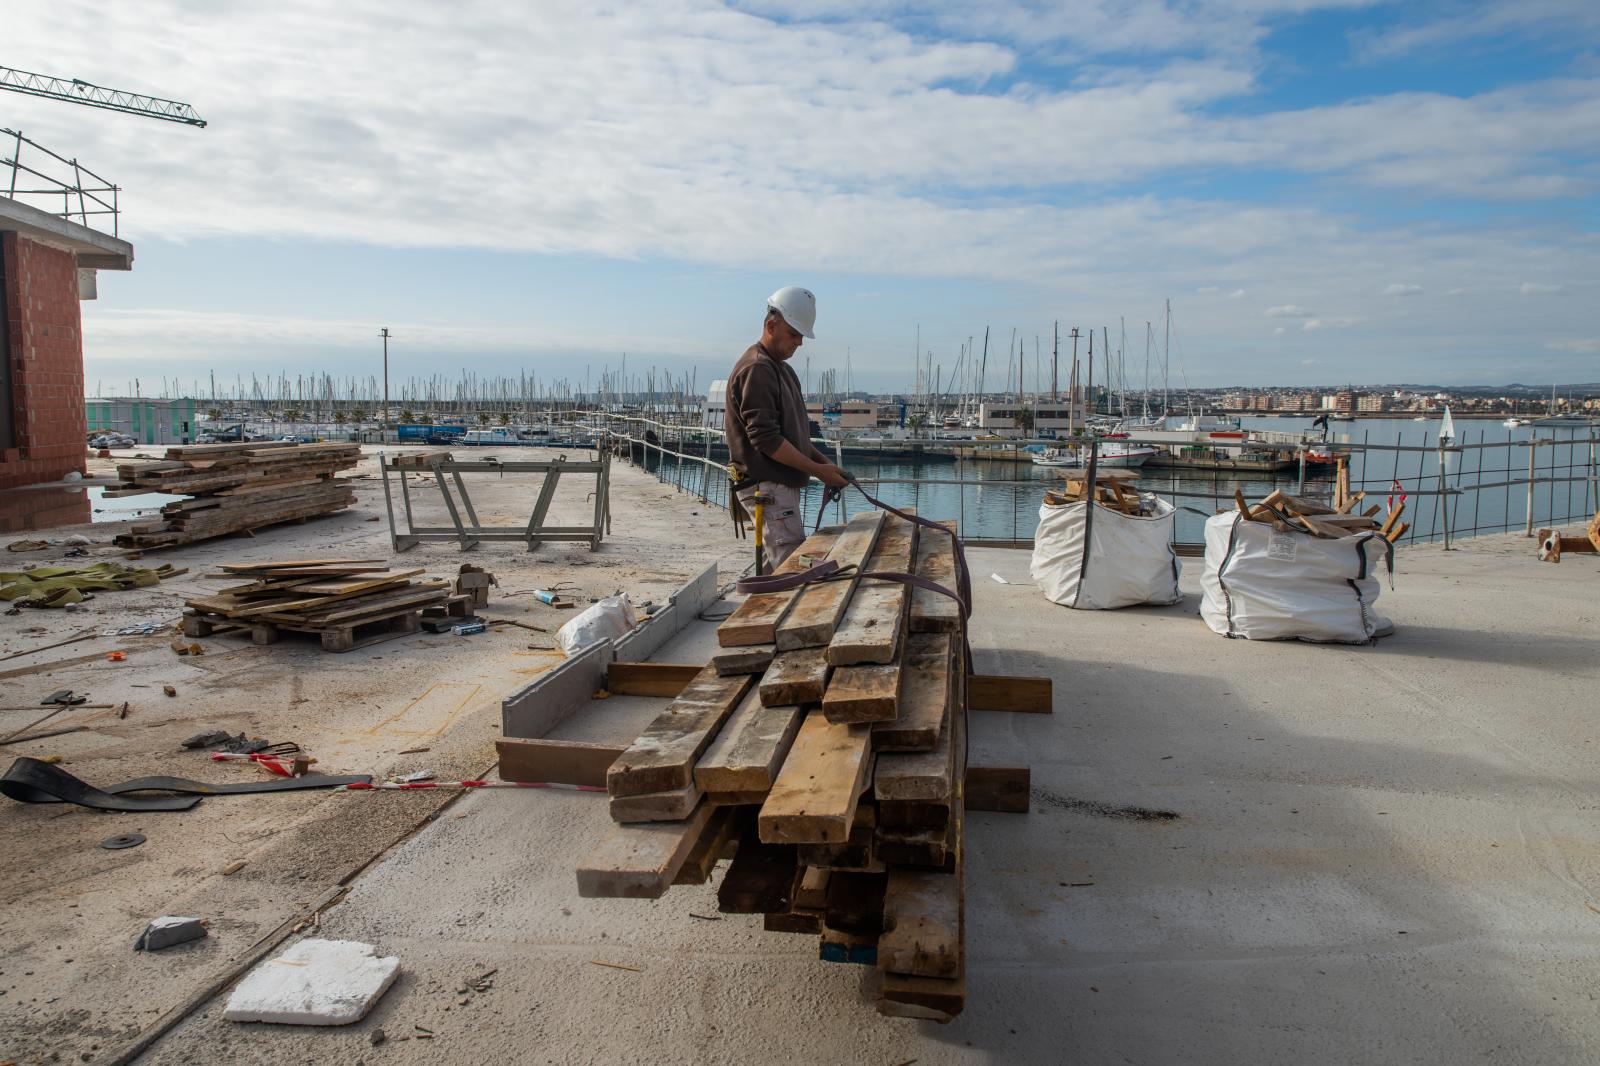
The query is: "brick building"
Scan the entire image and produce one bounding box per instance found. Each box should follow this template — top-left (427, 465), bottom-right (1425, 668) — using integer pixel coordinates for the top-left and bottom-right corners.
top-left (1, 196), bottom-right (134, 492)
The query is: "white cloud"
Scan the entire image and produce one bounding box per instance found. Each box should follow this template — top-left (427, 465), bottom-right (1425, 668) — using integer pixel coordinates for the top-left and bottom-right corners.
top-left (1228, 289), bottom-right (1246, 298)
top-left (1196, 286), bottom-right (1222, 293)
top-left (1273, 327), bottom-right (1287, 335)
top-left (1382, 283), bottom-right (1424, 296)
top-left (1302, 317), bottom-right (1355, 330)
top-left (1519, 282), bottom-right (1564, 294)
top-left (1547, 337), bottom-right (1600, 353)
top-left (1265, 305), bottom-right (1315, 317)
top-left (1301, 357), bottom-right (1317, 366)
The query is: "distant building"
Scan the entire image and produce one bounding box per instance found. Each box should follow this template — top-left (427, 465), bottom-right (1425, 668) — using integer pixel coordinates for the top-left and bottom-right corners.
top-left (978, 402), bottom-right (1075, 436)
top-left (86, 397), bottom-right (199, 445)
top-left (1, 195), bottom-right (135, 491)
top-left (703, 379), bottom-right (727, 429)
top-left (1356, 393), bottom-right (1389, 413)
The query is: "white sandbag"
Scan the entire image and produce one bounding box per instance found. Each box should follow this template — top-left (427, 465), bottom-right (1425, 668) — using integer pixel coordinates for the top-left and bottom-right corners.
top-left (1031, 496), bottom-right (1181, 610)
top-left (556, 594), bottom-right (638, 656)
top-left (1198, 512), bottom-right (1393, 642)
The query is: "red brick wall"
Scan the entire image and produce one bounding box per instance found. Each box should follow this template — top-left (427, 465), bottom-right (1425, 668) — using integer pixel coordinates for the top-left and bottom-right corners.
top-left (1, 231), bottom-right (89, 490)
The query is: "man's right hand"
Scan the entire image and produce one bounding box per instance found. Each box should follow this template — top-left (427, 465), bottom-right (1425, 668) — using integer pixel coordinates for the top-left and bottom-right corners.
top-left (814, 463), bottom-right (850, 489)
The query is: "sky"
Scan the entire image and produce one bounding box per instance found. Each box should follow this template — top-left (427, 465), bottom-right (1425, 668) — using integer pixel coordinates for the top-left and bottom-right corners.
top-left (5, 1), bottom-right (1599, 397)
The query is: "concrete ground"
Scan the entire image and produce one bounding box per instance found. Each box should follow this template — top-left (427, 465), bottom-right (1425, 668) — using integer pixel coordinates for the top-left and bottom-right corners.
top-left (0, 446), bottom-right (751, 1066)
top-left (117, 526), bottom-right (1600, 1064)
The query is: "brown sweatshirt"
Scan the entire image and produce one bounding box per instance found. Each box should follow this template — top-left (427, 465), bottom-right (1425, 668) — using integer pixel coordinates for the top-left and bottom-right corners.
top-left (725, 343), bottom-right (814, 488)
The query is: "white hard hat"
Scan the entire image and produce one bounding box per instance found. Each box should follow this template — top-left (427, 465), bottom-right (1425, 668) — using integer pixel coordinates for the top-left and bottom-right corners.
top-left (767, 286), bottom-right (816, 339)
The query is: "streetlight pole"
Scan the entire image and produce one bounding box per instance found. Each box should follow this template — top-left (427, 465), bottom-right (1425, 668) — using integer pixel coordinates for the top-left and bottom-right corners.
top-left (379, 327), bottom-right (390, 440)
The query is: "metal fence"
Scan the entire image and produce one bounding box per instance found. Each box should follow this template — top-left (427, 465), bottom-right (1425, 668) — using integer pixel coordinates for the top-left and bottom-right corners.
top-left (591, 415), bottom-right (1599, 549)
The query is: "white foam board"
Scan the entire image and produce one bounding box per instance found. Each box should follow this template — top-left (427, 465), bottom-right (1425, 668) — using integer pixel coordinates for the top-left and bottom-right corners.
top-left (224, 938), bottom-right (400, 1026)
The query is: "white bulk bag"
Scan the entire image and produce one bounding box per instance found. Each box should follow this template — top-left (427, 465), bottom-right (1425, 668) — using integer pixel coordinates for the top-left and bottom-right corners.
top-left (1199, 512), bottom-right (1393, 643)
top-left (1031, 496), bottom-right (1181, 610)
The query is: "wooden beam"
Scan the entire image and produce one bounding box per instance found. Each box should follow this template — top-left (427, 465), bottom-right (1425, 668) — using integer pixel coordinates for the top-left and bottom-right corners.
top-left (716, 528), bottom-right (841, 647)
top-left (694, 689), bottom-right (806, 801)
top-left (758, 646), bottom-right (831, 707)
top-left (495, 738), bottom-right (624, 787)
top-left (967, 674), bottom-right (1052, 714)
top-left (879, 867), bottom-right (961, 978)
top-left (605, 668), bottom-right (754, 798)
top-left (822, 658), bottom-right (903, 724)
top-left (872, 632), bottom-right (951, 751)
top-left (672, 807), bottom-right (741, 886)
top-left (775, 511), bottom-right (885, 651)
top-left (758, 711), bottom-right (874, 844)
top-left (909, 520), bottom-right (962, 633)
top-left (827, 515), bottom-right (917, 666)
top-left (576, 800), bottom-right (716, 898)
top-left (605, 661), bottom-right (701, 697)
top-left (609, 781), bottom-right (700, 822)
top-left (965, 766), bottom-right (1030, 813)
top-left (717, 823), bottom-right (800, 913)
top-left (709, 644), bottom-right (775, 677)
top-left (874, 710), bottom-right (953, 804)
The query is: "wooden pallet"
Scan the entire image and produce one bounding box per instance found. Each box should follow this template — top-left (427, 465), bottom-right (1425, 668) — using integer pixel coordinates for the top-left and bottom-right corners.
top-left (184, 603), bottom-right (423, 652)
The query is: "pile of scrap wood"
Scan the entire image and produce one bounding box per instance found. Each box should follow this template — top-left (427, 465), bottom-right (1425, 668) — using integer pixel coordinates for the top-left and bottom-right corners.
top-left (109, 441), bottom-right (360, 549)
top-left (573, 511), bottom-right (1037, 1021)
top-left (1229, 487), bottom-right (1408, 543)
top-left (1043, 467), bottom-right (1157, 515)
top-left (181, 559), bottom-right (451, 651)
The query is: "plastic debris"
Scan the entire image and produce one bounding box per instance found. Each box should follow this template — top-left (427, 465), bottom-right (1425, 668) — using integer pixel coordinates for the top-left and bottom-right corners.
top-left (135, 916), bottom-right (208, 952)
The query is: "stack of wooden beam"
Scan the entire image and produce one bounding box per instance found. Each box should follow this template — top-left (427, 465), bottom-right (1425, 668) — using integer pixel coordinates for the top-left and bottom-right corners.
top-left (181, 559), bottom-right (450, 651)
top-left (109, 441), bottom-right (360, 549)
top-left (577, 512), bottom-right (1008, 1021)
top-left (1043, 467), bottom-right (1155, 515)
top-left (1228, 487), bottom-right (1407, 542)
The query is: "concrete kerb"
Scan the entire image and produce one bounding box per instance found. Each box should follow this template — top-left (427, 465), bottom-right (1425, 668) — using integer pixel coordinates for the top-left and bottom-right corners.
top-left (500, 562), bottom-right (720, 739)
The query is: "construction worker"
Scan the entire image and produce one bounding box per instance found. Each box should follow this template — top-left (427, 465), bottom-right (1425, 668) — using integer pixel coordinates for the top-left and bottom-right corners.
top-left (726, 286), bottom-right (849, 572)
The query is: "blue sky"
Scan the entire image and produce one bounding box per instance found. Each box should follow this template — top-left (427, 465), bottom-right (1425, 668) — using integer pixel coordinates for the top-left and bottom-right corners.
top-left (6, 1), bottom-right (1599, 397)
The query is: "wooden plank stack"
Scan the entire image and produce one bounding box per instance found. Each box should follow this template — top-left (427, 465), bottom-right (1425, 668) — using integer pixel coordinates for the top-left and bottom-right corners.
top-left (1228, 487), bottom-right (1407, 543)
top-left (578, 512), bottom-right (976, 1020)
top-left (181, 559), bottom-right (450, 651)
top-left (109, 441), bottom-right (361, 549)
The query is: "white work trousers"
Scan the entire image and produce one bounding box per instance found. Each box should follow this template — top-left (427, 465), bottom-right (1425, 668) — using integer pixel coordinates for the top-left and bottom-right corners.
top-left (738, 481), bottom-right (806, 572)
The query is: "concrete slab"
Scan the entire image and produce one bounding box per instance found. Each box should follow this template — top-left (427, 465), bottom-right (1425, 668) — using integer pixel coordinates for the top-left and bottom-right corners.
top-left (105, 533), bottom-right (1600, 1061)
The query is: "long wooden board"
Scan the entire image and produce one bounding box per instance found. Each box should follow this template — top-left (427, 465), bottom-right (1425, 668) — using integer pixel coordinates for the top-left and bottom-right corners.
top-left (965, 765), bottom-right (1030, 813)
top-left (879, 866), bottom-right (961, 978)
top-left (694, 689), bottom-right (806, 800)
top-left (967, 674), bottom-right (1052, 714)
top-left (758, 711), bottom-right (874, 844)
top-left (672, 807), bottom-right (741, 886)
top-left (874, 708), bottom-right (953, 803)
top-left (826, 515), bottom-right (917, 666)
top-left (774, 511), bottom-right (885, 651)
top-left (710, 644), bottom-right (776, 677)
top-left (717, 823), bottom-right (800, 914)
top-left (872, 632), bottom-right (952, 750)
top-left (716, 528), bottom-right (841, 647)
top-left (605, 668), bottom-right (754, 798)
top-left (606, 662), bottom-right (699, 697)
top-left (496, 738), bottom-right (625, 788)
top-left (909, 519), bottom-right (962, 634)
top-left (821, 659), bottom-right (903, 724)
top-left (576, 800), bottom-right (716, 898)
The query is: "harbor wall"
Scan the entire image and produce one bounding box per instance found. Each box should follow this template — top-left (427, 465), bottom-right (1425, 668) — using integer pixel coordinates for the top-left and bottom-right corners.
top-left (1, 232), bottom-right (88, 490)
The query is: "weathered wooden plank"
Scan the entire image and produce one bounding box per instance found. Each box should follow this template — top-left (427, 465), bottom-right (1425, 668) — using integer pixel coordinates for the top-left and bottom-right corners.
top-left (872, 632), bottom-right (952, 750)
top-left (694, 689), bottom-right (807, 800)
top-left (495, 738), bottom-right (624, 787)
top-left (672, 806), bottom-right (741, 886)
top-left (758, 711), bottom-right (874, 844)
top-left (822, 658), bottom-right (902, 724)
top-left (710, 644), bottom-right (776, 677)
top-left (774, 511), bottom-right (885, 651)
top-left (968, 674), bottom-right (1052, 714)
top-left (965, 765), bottom-right (1030, 813)
top-left (878, 866), bottom-right (960, 978)
top-left (605, 661), bottom-right (700, 697)
top-left (606, 668), bottom-right (755, 798)
top-left (758, 646), bottom-right (831, 707)
top-left (797, 801), bottom-right (881, 871)
top-left (795, 866), bottom-right (830, 910)
top-left (826, 515), bottom-right (917, 666)
top-left (575, 800), bottom-right (716, 898)
top-left (716, 528), bottom-right (841, 647)
top-left (874, 708), bottom-right (953, 803)
top-left (909, 519), bottom-right (962, 634)
top-left (878, 800), bottom-right (950, 831)
top-left (609, 781), bottom-right (700, 822)
top-left (764, 907), bottom-right (824, 934)
top-left (717, 823), bottom-right (800, 914)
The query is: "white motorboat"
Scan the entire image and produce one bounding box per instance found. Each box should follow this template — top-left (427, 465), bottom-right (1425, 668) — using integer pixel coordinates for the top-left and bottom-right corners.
top-left (1031, 441), bottom-right (1157, 468)
top-left (1503, 417), bottom-right (1527, 429)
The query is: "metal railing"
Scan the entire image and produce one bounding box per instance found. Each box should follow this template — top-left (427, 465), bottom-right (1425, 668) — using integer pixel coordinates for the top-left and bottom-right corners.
top-left (586, 414), bottom-right (1599, 550)
top-left (2, 128), bottom-right (120, 236)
